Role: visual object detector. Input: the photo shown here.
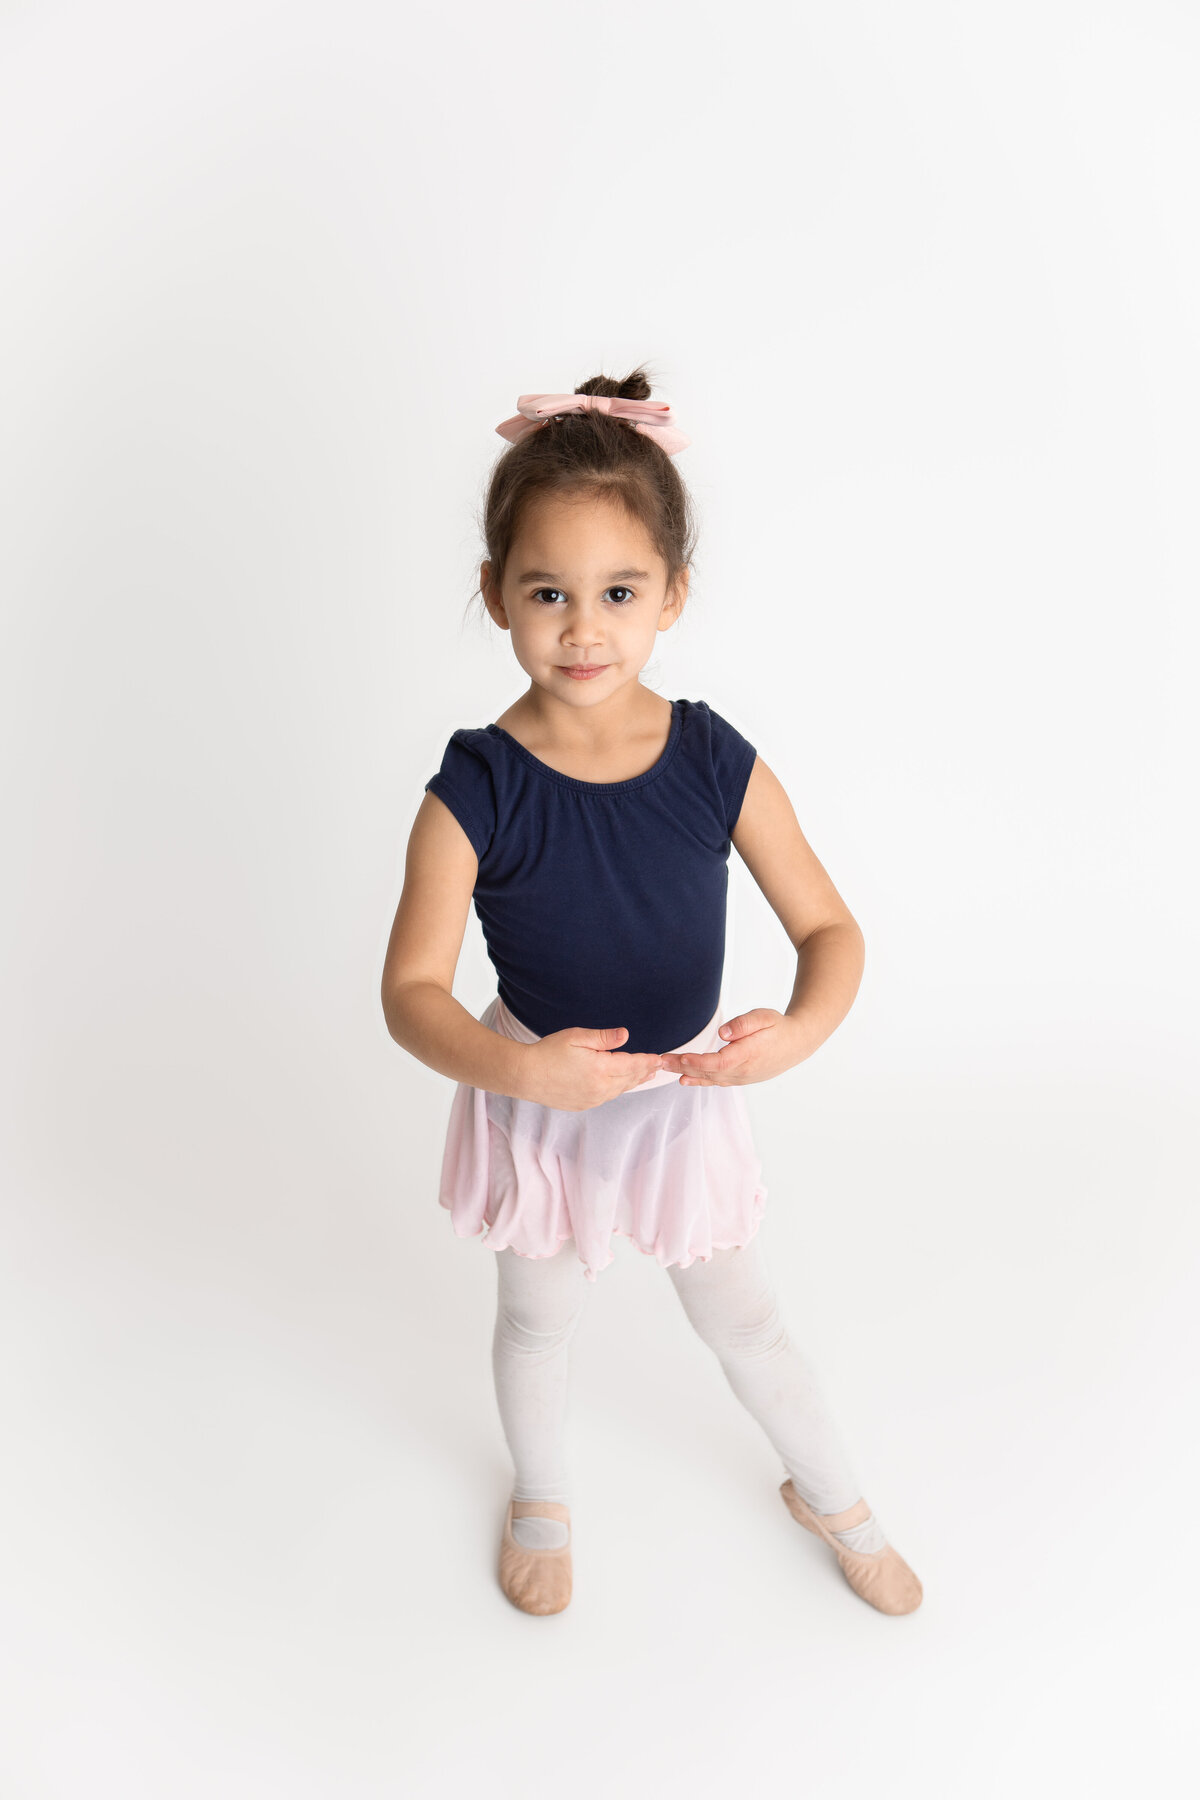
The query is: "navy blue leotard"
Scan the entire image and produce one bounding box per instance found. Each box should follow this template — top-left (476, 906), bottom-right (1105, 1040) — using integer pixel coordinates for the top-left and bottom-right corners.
top-left (424, 697), bottom-right (757, 1055)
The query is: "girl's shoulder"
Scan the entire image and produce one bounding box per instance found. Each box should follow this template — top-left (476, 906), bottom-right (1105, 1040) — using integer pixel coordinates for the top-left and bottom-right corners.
top-left (676, 694), bottom-right (758, 767)
top-left (681, 695), bottom-right (755, 749)
top-left (424, 724), bottom-right (505, 860)
top-left (680, 697), bottom-right (759, 835)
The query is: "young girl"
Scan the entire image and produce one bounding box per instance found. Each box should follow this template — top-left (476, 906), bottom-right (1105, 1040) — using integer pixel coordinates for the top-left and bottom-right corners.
top-left (381, 370), bottom-right (923, 1620)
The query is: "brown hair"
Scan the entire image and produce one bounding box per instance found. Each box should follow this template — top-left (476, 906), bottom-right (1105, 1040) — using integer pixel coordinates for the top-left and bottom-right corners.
top-left (468, 365), bottom-right (698, 622)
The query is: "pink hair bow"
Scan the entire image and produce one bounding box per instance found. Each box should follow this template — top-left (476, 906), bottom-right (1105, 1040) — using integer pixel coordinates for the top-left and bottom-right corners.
top-left (494, 392), bottom-right (690, 456)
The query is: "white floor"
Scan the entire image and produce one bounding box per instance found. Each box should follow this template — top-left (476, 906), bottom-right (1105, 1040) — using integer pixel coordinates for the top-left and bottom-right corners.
top-left (4, 1074), bottom-right (1195, 1799)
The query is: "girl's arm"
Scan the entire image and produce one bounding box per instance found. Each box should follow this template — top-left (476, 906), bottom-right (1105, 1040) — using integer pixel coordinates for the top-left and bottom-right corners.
top-left (659, 756), bottom-right (866, 1085)
top-left (733, 755), bottom-right (866, 1057)
top-left (380, 792), bottom-right (531, 1098)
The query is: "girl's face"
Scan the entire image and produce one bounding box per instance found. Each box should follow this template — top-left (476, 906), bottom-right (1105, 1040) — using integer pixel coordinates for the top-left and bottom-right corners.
top-left (480, 492), bottom-right (688, 708)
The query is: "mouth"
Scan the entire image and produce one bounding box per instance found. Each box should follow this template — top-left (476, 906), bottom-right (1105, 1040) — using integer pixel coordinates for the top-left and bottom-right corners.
top-left (559, 664), bottom-right (609, 679)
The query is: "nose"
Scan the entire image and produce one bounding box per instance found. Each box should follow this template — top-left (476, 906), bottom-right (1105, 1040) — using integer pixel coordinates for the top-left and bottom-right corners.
top-left (562, 604), bottom-right (605, 650)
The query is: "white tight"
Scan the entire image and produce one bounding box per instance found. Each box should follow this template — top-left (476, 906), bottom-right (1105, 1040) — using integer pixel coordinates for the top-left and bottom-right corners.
top-left (492, 1234), bottom-right (866, 1516)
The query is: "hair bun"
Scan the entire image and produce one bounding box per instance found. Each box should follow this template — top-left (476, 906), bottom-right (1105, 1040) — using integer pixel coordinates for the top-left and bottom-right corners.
top-left (575, 367), bottom-right (654, 402)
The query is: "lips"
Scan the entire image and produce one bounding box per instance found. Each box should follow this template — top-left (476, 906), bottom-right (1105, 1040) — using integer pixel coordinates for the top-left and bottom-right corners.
top-left (560, 664), bottom-right (608, 679)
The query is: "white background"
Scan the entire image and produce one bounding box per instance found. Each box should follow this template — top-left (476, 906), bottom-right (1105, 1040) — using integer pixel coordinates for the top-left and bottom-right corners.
top-left (2, 1), bottom-right (1197, 1795)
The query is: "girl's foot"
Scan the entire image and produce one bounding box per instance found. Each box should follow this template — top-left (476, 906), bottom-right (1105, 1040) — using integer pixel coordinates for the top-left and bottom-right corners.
top-left (817, 1495), bottom-right (887, 1554)
top-left (499, 1498), bottom-right (573, 1615)
top-left (780, 1480), bottom-right (923, 1615)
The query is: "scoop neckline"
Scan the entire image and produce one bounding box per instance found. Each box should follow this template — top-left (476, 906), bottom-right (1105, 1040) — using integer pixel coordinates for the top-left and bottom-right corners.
top-left (486, 698), bottom-right (685, 793)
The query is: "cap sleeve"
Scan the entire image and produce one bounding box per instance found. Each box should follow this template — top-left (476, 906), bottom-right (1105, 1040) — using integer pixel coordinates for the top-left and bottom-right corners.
top-left (706, 707), bottom-right (758, 835)
top-left (424, 732), bottom-right (497, 860)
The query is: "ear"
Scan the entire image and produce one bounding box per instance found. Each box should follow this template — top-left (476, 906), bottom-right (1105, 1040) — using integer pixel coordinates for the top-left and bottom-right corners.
top-left (658, 565), bottom-right (689, 630)
top-left (480, 561), bottom-right (510, 631)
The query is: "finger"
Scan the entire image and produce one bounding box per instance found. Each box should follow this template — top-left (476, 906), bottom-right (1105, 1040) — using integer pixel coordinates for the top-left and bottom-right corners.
top-left (718, 1010), bottom-right (772, 1042)
top-left (675, 1050), bottom-right (730, 1074)
top-left (574, 1026), bottom-right (628, 1049)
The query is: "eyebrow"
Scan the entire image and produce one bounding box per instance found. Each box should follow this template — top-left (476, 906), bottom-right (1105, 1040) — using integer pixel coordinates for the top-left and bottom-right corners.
top-left (516, 568), bottom-right (652, 584)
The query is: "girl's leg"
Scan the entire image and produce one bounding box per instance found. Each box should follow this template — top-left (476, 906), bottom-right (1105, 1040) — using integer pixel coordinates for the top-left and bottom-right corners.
top-left (493, 1239), bottom-right (591, 1548)
top-left (665, 1235), bottom-right (887, 1553)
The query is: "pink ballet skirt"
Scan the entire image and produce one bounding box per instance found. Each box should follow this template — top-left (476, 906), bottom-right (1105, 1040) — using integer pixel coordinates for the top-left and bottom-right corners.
top-left (436, 992), bottom-right (769, 1282)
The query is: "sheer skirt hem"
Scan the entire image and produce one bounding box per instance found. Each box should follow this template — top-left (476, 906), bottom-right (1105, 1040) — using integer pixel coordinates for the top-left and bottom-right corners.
top-left (441, 1185), bottom-right (769, 1283)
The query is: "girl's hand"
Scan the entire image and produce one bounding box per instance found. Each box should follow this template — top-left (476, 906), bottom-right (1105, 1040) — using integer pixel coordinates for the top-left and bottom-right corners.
top-left (658, 1008), bottom-right (807, 1087)
top-left (521, 1027), bottom-right (665, 1112)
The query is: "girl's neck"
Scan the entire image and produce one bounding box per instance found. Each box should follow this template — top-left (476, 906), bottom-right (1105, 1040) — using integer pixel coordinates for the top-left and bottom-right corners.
top-left (493, 686), bottom-right (675, 784)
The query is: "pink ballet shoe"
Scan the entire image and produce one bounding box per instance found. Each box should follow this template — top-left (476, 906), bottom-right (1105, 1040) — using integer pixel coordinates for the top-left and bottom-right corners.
top-left (498, 1499), bottom-right (573, 1616)
top-left (779, 1479), bottom-right (923, 1615)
